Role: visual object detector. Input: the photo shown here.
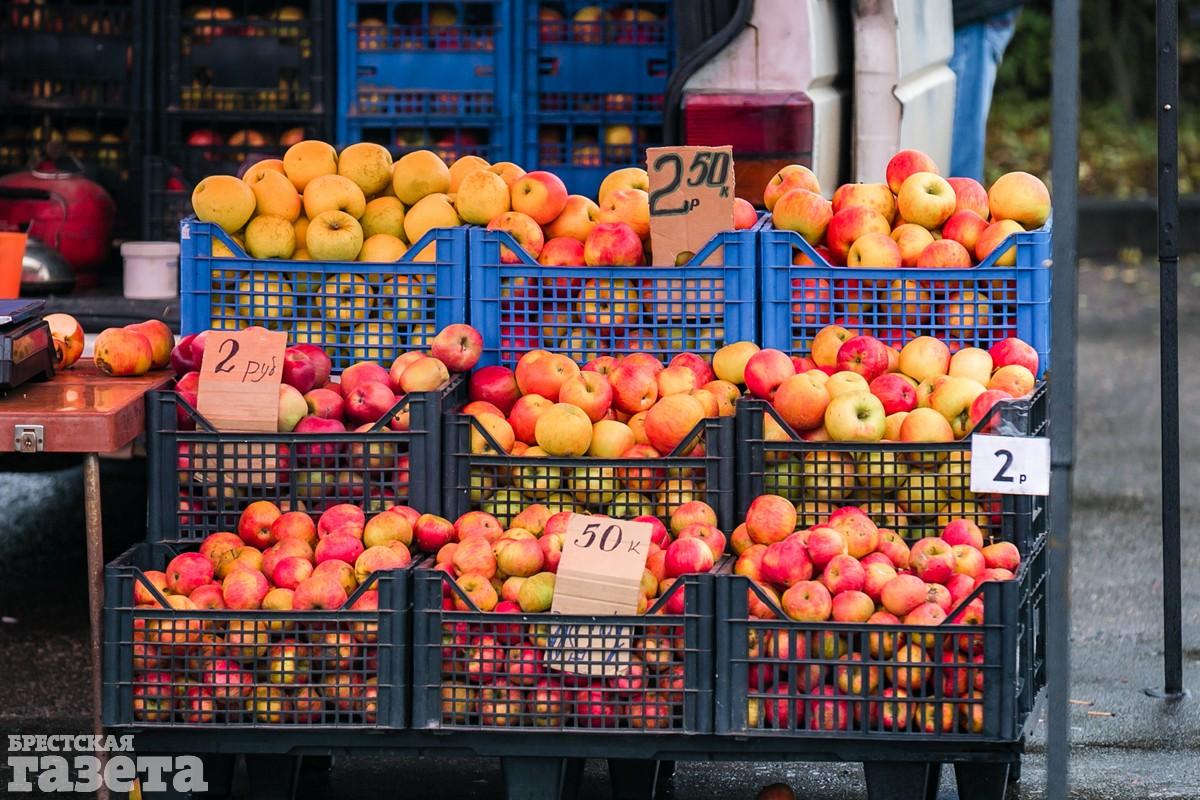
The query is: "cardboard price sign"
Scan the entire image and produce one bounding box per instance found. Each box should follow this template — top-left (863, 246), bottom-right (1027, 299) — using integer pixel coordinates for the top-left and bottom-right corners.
top-left (646, 145), bottom-right (735, 266)
top-left (195, 327), bottom-right (286, 432)
top-left (547, 514), bottom-right (653, 677)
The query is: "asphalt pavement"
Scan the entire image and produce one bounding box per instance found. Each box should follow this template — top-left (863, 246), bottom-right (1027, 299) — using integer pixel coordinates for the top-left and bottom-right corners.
top-left (0, 259), bottom-right (1197, 799)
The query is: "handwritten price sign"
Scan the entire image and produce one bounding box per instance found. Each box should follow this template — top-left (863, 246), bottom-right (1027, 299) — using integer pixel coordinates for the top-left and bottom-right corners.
top-left (647, 145), bottom-right (735, 266)
top-left (195, 327), bottom-right (286, 432)
top-left (547, 514), bottom-right (653, 677)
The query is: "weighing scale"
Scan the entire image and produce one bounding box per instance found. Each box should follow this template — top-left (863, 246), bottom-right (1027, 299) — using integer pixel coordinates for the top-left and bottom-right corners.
top-left (0, 299), bottom-right (55, 390)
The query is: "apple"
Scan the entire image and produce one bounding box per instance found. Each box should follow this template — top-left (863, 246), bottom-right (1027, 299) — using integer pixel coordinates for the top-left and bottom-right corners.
top-left (949, 347), bottom-right (994, 387)
top-left (345, 381), bottom-right (397, 425)
top-left (988, 337), bottom-right (1039, 375)
top-left (539, 236), bottom-right (586, 266)
top-left (454, 168), bottom-right (511, 224)
top-left (488, 211), bottom-right (545, 263)
top-left (733, 197), bottom-right (757, 229)
top-left (535, 403), bottom-right (593, 456)
top-left (771, 189), bottom-right (832, 243)
top-left (824, 392), bottom-right (885, 441)
top-left (880, 574), bottom-right (927, 616)
top-left (282, 347), bottom-right (317, 394)
top-left (431, 324), bottom-right (483, 372)
top-left (810, 325), bottom-right (855, 368)
top-left (545, 194), bottom-right (601, 242)
top-left (917, 238), bottom-right (973, 268)
top-left (975, 219), bottom-right (1025, 265)
top-left (512, 170), bottom-right (569, 225)
top-left (644, 394), bottom-right (705, 454)
top-left (930, 376), bottom-right (987, 438)
top-left (988, 171), bottom-right (1050, 229)
top-left (469, 365), bottom-right (521, 415)
top-left (398, 356), bottom-right (450, 392)
top-left (869, 373), bottom-right (917, 415)
top-left (886, 149), bottom-right (939, 194)
top-left (910, 537), bottom-right (956, 583)
top-left (759, 536), bottom-right (813, 587)
top-left (772, 372), bottom-right (830, 432)
top-left (516, 351), bottom-right (579, 401)
top-left (558, 371), bottom-right (613, 422)
top-left (306, 210), bottom-right (363, 261)
top-left (832, 182), bottom-right (895, 220)
top-left (780, 580), bottom-right (832, 622)
top-left (891, 223), bottom-right (936, 267)
top-left (947, 176), bottom-right (990, 219)
top-left (598, 188), bottom-right (650, 240)
top-left (609, 360), bottom-right (659, 414)
top-left (414, 514), bottom-right (456, 553)
top-left (508, 393), bottom-right (554, 444)
top-left (897, 172), bottom-right (956, 230)
top-left (898, 336), bottom-right (951, 382)
top-left (835, 336), bottom-right (889, 381)
top-left (712, 341), bottom-right (760, 385)
top-left (584, 221), bottom-right (643, 266)
top-left (898, 406), bottom-right (954, 445)
top-left (763, 164), bottom-right (821, 210)
top-left (846, 232), bottom-right (902, 268)
top-left (744, 349), bottom-right (796, 400)
top-left (982, 541), bottom-right (1021, 571)
top-left (277, 384), bottom-right (308, 432)
top-left (825, 206), bottom-right (891, 264)
top-left (304, 388), bottom-right (344, 420)
top-left (942, 210), bottom-right (988, 255)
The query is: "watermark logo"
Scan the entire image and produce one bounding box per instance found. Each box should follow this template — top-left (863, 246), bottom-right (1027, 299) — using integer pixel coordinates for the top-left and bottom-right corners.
top-left (7, 735), bottom-right (207, 794)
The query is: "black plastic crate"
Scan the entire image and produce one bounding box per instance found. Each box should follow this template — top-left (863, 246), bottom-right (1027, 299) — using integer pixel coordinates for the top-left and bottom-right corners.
top-left (443, 411), bottom-right (736, 531)
top-left (410, 564), bottom-right (716, 732)
top-left (103, 541), bottom-right (416, 729)
top-left (735, 384), bottom-right (1048, 557)
top-left (714, 537), bottom-right (1046, 740)
top-left (0, 0), bottom-right (145, 110)
top-left (159, 115), bottom-right (331, 182)
top-left (160, 0), bottom-right (331, 115)
top-left (147, 379), bottom-right (463, 545)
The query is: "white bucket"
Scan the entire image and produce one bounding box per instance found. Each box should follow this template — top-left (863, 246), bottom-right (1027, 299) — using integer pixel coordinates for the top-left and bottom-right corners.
top-left (122, 241), bottom-right (180, 299)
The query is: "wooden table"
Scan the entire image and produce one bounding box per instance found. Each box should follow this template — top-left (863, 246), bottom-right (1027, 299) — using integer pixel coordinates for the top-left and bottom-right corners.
top-left (0, 363), bottom-right (171, 799)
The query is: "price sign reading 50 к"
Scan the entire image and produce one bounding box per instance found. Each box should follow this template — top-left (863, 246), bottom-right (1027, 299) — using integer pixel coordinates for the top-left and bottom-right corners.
top-left (970, 434), bottom-right (1051, 496)
top-left (647, 145), bottom-right (735, 267)
top-left (195, 326), bottom-right (287, 432)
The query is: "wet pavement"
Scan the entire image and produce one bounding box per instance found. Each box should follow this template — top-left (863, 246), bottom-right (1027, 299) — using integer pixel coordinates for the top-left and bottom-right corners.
top-left (0, 260), bottom-right (1197, 799)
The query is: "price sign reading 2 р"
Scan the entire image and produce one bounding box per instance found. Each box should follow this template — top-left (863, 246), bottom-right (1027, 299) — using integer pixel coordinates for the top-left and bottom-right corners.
top-left (647, 145), bottom-right (736, 267)
top-left (195, 327), bottom-right (287, 432)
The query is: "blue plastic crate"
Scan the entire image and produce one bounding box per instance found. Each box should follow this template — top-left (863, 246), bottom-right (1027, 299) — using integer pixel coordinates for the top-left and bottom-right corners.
top-left (336, 0), bottom-right (509, 161)
top-left (759, 221), bottom-right (1052, 375)
top-left (468, 217), bottom-right (762, 369)
top-left (179, 217), bottom-right (468, 372)
top-left (516, 0), bottom-right (671, 197)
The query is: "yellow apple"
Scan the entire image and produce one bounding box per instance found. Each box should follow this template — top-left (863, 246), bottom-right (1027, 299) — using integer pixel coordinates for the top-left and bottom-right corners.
top-left (545, 194), bottom-right (599, 241)
top-left (246, 169), bottom-right (301, 222)
top-left (293, 216), bottom-right (309, 247)
top-left (360, 197), bottom-right (406, 241)
top-left (377, 275), bottom-right (428, 322)
top-left (317, 272), bottom-right (373, 322)
top-left (244, 215), bottom-right (296, 259)
top-left (597, 188), bottom-right (650, 239)
top-left (338, 142), bottom-right (393, 196)
top-left (404, 193), bottom-right (460, 244)
top-left (242, 158), bottom-right (286, 184)
top-left (454, 169), bottom-right (511, 224)
top-left (191, 175), bottom-right (255, 233)
top-left (283, 140), bottom-right (338, 192)
top-left (487, 161), bottom-right (526, 187)
top-left (358, 233), bottom-right (407, 262)
top-left (392, 149), bottom-right (450, 204)
top-left (235, 272), bottom-right (294, 321)
top-left (448, 155), bottom-right (490, 192)
top-left (303, 174), bottom-right (367, 220)
top-left (306, 210), bottom-right (363, 261)
top-left (597, 167), bottom-right (648, 206)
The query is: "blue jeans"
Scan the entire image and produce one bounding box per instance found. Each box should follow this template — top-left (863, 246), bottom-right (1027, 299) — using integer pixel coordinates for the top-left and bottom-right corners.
top-left (949, 9), bottom-right (1019, 181)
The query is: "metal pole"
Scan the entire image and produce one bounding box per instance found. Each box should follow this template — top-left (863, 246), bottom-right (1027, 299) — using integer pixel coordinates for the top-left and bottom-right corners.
top-left (1147, 0), bottom-right (1188, 702)
top-left (1048, 0), bottom-right (1081, 796)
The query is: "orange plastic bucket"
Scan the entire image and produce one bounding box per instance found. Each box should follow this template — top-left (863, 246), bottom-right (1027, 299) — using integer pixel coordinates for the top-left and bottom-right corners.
top-left (0, 231), bottom-right (26, 298)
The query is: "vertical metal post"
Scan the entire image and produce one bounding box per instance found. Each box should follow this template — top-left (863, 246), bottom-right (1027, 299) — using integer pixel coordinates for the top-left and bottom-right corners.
top-left (1048, 0), bottom-right (1081, 796)
top-left (1148, 0), bottom-right (1187, 701)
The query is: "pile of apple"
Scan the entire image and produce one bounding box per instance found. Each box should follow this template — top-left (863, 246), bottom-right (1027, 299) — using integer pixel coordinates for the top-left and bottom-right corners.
top-left (732, 497), bottom-right (1021, 733)
top-left (769, 149), bottom-right (1050, 269)
top-left (130, 499), bottom-right (421, 725)
top-left (425, 500), bottom-right (721, 729)
top-left (169, 323), bottom-right (479, 433)
top-left (82, 319), bottom-right (174, 378)
top-left (458, 347), bottom-right (737, 519)
top-left (741, 325), bottom-right (1039, 444)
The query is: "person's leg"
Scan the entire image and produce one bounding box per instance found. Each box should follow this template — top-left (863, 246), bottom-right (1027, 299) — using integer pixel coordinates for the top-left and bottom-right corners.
top-left (949, 9), bottom-right (1019, 181)
top-left (949, 22), bottom-right (989, 180)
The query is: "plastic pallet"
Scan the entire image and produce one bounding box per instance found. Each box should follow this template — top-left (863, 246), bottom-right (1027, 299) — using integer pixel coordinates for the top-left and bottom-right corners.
top-left (336, 1), bottom-right (509, 163)
top-left (735, 383), bottom-right (1049, 557)
top-left (713, 536), bottom-right (1047, 742)
top-left (145, 380), bottom-right (463, 545)
top-left (468, 219), bottom-right (761, 370)
top-left (178, 218), bottom-right (468, 372)
top-left (443, 410), bottom-right (737, 532)
top-left (102, 542), bottom-right (417, 731)
top-left (410, 563), bottom-right (717, 734)
top-left (758, 220), bottom-right (1052, 375)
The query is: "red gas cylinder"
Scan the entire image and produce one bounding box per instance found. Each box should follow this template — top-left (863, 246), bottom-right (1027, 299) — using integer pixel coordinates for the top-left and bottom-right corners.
top-left (0, 166), bottom-right (116, 288)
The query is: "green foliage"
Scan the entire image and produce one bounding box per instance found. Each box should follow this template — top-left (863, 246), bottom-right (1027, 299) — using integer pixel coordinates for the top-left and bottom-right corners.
top-left (986, 1), bottom-right (1200, 196)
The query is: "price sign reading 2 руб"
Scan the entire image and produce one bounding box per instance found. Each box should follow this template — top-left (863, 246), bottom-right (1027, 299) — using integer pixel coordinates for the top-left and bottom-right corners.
top-left (969, 434), bottom-right (1051, 496)
top-left (195, 327), bottom-right (287, 432)
top-left (647, 145), bottom-right (735, 267)
top-left (547, 514), bottom-right (653, 677)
